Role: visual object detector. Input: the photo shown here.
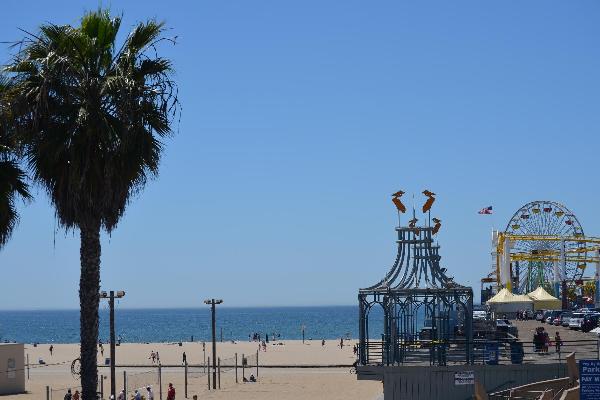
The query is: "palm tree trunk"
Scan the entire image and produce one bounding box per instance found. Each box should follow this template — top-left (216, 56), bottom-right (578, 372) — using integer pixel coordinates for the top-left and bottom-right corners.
top-left (79, 225), bottom-right (101, 400)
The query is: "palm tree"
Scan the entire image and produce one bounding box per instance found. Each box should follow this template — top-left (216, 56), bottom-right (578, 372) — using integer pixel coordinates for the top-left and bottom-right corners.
top-left (0, 77), bottom-right (31, 247)
top-left (2, 10), bottom-right (178, 398)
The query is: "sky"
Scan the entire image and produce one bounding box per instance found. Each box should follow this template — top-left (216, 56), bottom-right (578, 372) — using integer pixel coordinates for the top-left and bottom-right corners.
top-left (1, 1), bottom-right (600, 309)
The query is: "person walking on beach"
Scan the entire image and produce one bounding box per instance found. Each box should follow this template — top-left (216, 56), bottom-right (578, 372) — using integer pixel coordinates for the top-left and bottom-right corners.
top-left (156, 351), bottom-right (161, 364)
top-left (134, 389), bottom-right (142, 400)
top-left (149, 350), bottom-right (156, 364)
top-left (50, 345), bottom-right (54, 356)
top-left (322, 339), bottom-right (325, 347)
top-left (63, 389), bottom-right (72, 400)
top-left (340, 338), bottom-right (344, 349)
top-left (117, 390), bottom-right (125, 400)
top-left (167, 383), bottom-right (176, 400)
top-left (72, 390), bottom-right (80, 400)
top-left (182, 351), bottom-right (187, 365)
top-left (146, 386), bottom-right (155, 400)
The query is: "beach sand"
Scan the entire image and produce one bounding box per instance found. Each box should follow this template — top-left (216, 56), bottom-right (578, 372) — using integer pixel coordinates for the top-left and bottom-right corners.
top-left (6, 339), bottom-right (381, 399)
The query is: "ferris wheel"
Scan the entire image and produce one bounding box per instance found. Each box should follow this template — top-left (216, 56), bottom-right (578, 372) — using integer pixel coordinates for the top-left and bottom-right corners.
top-left (504, 201), bottom-right (587, 294)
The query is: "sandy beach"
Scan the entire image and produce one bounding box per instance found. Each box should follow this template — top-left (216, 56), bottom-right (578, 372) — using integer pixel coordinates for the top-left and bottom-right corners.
top-left (5, 339), bottom-right (381, 400)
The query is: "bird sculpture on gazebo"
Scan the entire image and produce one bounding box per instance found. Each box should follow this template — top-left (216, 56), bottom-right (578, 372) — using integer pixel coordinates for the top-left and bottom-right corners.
top-left (409, 217), bottom-right (420, 235)
top-left (422, 190), bottom-right (436, 213)
top-left (391, 190), bottom-right (406, 213)
top-left (432, 217), bottom-right (442, 234)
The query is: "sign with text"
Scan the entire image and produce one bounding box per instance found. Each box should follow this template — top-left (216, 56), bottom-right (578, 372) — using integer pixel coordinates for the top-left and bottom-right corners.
top-left (454, 371), bottom-right (474, 385)
top-left (580, 360), bottom-right (600, 399)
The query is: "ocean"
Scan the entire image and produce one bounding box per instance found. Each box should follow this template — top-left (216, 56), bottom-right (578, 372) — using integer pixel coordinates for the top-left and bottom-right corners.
top-left (0, 306), bottom-right (384, 344)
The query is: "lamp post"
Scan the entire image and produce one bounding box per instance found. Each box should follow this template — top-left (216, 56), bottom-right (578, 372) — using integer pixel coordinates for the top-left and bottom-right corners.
top-left (100, 290), bottom-right (125, 399)
top-left (204, 299), bottom-right (223, 389)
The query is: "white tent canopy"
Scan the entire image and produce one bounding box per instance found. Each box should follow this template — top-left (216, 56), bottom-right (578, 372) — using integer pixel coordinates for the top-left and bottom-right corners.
top-left (527, 287), bottom-right (561, 310)
top-left (486, 288), bottom-right (534, 313)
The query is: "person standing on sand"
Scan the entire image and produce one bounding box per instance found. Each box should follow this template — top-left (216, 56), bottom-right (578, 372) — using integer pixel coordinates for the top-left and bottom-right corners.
top-left (322, 339), bottom-right (325, 347)
top-left (50, 345), bottom-right (54, 356)
top-left (63, 389), bottom-right (71, 400)
top-left (146, 386), bottom-right (155, 400)
top-left (340, 338), bottom-right (344, 349)
top-left (167, 383), bottom-right (176, 400)
top-left (72, 390), bottom-right (80, 400)
top-left (149, 351), bottom-right (156, 364)
top-left (156, 351), bottom-right (161, 364)
top-left (182, 351), bottom-right (187, 365)
top-left (134, 389), bottom-right (141, 400)
top-left (117, 390), bottom-right (125, 400)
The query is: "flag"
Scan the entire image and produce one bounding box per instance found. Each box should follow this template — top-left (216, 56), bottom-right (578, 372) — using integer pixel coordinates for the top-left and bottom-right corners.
top-left (478, 206), bottom-right (493, 215)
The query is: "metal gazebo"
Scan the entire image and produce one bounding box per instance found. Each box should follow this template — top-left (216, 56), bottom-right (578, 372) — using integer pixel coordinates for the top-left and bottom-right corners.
top-left (358, 191), bottom-right (473, 366)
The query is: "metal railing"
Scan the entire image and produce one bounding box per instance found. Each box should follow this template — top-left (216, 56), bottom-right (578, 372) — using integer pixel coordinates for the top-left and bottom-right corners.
top-left (359, 338), bottom-right (600, 366)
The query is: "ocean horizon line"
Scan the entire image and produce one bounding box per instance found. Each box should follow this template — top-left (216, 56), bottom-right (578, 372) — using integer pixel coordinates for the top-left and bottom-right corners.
top-left (0, 304), bottom-right (358, 312)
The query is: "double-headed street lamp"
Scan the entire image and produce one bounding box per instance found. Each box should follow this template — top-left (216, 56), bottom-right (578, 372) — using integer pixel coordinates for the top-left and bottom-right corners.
top-left (204, 299), bottom-right (223, 389)
top-left (100, 290), bottom-right (125, 399)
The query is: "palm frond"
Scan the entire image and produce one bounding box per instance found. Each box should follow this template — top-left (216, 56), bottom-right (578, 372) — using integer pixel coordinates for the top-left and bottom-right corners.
top-left (126, 20), bottom-right (165, 54)
top-left (2, 9), bottom-right (179, 233)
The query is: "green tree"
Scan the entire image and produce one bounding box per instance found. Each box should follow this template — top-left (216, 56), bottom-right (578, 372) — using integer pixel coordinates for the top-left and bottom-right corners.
top-left (0, 77), bottom-right (31, 248)
top-left (583, 280), bottom-right (595, 299)
top-left (2, 10), bottom-right (178, 398)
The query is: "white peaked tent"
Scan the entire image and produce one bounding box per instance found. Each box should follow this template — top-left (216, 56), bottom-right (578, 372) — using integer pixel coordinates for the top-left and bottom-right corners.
top-left (486, 288), bottom-right (534, 313)
top-left (527, 287), bottom-right (561, 310)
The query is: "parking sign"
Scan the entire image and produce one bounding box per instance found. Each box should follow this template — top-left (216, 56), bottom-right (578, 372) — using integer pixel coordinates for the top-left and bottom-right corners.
top-left (580, 359), bottom-right (600, 399)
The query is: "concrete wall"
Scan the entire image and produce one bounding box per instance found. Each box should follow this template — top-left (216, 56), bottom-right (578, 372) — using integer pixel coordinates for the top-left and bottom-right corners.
top-left (0, 344), bottom-right (25, 395)
top-left (358, 363), bottom-right (567, 400)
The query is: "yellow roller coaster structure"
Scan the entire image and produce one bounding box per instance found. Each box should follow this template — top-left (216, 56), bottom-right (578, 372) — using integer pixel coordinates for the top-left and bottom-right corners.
top-left (495, 233), bottom-right (600, 292)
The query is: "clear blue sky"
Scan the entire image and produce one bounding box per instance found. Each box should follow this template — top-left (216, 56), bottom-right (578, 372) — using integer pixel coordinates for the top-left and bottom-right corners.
top-left (1, 1), bottom-right (599, 309)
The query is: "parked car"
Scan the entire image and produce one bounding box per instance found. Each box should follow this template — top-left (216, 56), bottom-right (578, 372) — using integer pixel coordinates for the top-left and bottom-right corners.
top-left (541, 310), bottom-right (552, 323)
top-left (560, 311), bottom-right (573, 327)
top-left (546, 310), bottom-right (562, 324)
top-left (473, 310), bottom-right (487, 321)
top-left (569, 312), bottom-right (586, 330)
top-left (535, 310), bottom-right (546, 321)
top-left (495, 319), bottom-right (518, 337)
top-left (582, 314), bottom-right (600, 333)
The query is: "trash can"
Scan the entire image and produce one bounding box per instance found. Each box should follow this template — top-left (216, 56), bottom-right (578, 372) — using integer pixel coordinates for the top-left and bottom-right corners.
top-left (484, 342), bottom-right (499, 365)
top-left (510, 342), bottom-right (524, 364)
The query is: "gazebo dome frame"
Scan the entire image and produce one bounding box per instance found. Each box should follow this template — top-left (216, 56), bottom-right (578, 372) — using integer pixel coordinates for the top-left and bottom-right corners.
top-left (358, 197), bottom-right (473, 366)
